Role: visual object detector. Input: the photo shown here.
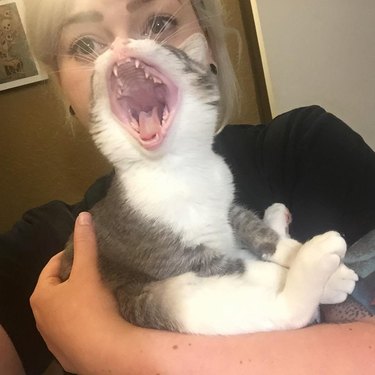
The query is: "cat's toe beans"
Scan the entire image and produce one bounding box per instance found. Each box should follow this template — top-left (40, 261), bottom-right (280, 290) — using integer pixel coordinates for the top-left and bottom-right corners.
top-left (307, 231), bottom-right (347, 258)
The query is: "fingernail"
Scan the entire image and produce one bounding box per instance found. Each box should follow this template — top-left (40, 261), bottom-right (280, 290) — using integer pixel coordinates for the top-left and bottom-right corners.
top-left (78, 212), bottom-right (92, 225)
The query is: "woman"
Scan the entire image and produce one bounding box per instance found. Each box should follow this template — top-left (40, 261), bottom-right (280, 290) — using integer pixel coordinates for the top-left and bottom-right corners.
top-left (1, 0), bottom-right (374, 374)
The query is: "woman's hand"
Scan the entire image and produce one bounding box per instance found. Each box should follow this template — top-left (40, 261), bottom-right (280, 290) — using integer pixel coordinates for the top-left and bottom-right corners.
top-left (30, 212), bottom-right (124, 373)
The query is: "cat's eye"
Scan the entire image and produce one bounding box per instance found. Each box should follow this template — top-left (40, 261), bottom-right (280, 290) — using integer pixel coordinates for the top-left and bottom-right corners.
top-left (69, 36), bottom-right (107, 61)
top-left (143, 14), bottom-right (178, 39)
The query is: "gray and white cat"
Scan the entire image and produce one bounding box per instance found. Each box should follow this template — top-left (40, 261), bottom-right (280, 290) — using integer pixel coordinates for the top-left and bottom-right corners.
top-left (61, 34), bottom-right (358, 334)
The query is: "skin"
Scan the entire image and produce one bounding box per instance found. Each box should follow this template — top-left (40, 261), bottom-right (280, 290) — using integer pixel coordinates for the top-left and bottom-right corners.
top-left (0, 326), bottom-right (24, 375)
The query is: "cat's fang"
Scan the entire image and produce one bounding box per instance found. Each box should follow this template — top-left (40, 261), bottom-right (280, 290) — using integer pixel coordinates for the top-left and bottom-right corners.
top-left (113, 64), bottom-right (119, 78)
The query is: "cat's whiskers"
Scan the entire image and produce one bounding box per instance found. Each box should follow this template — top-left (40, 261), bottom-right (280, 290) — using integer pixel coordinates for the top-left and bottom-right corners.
top-left (152, 1), bottom-right (188, 42)
top-left (48, 64), bottom-right (94, 76)
top-left (140, 0), bottom-right (189, 44)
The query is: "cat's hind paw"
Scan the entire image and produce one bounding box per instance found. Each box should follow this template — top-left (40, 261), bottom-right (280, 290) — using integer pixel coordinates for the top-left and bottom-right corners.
top-left (320, 264), bottom-right (358, 304)
top-left (295, 231), bottom-right (347, 289)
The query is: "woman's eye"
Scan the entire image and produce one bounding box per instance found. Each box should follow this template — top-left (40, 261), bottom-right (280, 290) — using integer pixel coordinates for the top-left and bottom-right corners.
top-left (144, 15), bottom-right (177, 38)
top-left (69, 37), bottom-right (107, 60)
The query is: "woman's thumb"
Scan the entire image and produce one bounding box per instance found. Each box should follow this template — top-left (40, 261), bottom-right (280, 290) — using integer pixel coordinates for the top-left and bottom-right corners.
top-left (70, 212), bottom-right (99, 278)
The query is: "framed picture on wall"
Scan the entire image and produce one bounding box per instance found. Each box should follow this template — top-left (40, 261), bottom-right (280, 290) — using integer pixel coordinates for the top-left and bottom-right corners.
top-left (0, 0), bottom-right (47, 91)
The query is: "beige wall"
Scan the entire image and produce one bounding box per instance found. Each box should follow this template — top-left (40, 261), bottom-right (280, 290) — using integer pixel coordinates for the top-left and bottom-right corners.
top-left (0, 82), bottom-right (111, 231)
top-left (250, 0), bottom-right (375, 150)
top-left (0, 0), bottom-right (260, 232)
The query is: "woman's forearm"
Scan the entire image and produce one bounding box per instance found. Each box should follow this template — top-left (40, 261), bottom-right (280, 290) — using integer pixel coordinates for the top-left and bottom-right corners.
top-left (87, 319), bottom-right (375, 375)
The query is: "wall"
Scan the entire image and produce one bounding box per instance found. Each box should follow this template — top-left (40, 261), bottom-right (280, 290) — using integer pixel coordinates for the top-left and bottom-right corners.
top-left (0, 81), bottom-right (111, 232)
top-left (250, 0), bottom-right (375, 150)
top-left (0, 0), bottom-right (259, 232)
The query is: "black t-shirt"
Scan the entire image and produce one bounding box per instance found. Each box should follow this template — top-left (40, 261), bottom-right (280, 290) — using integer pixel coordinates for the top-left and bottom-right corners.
top-left (1, 106), bottom-right (375, 374)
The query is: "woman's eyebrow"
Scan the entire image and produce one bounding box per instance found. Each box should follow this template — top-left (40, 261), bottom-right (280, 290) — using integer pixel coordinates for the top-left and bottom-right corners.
top-left (127, 0), bottom-right (182, 13)
top-left (62, 10), bottom-right (104, 28)
top-left (127, 0), bottom-right (155, 13)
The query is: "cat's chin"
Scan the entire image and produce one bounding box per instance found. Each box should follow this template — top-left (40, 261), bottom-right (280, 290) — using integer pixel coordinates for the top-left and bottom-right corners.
top-left (109, 56), bottom-right (179, 151)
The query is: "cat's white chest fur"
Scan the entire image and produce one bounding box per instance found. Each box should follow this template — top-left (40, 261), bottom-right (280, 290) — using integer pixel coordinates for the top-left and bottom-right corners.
top-left (121, 152), bottom-right (238, 252)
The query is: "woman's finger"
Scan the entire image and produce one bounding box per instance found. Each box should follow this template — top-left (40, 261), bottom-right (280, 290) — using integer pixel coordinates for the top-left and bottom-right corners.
top-left (70, 212), bottom-right (100, 281)
top-left (35, 251), bottom-right (64, 287)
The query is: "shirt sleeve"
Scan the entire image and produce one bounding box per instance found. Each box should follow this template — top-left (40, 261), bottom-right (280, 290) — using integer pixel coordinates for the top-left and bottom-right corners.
top-left (0, 201), bottom-right (78, 374)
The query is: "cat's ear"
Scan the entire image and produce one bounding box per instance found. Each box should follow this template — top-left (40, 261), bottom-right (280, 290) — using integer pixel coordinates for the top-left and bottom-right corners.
top-left (178, 33), bottom-right (210, 67)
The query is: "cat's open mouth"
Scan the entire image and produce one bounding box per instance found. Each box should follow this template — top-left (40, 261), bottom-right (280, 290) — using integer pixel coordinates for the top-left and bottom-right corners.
top-left (109, 57), bottom-right (178, 150)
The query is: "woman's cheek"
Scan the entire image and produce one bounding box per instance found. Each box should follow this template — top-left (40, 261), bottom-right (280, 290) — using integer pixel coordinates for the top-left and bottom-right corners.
top-left (59, 63), bottom-right (93, 127)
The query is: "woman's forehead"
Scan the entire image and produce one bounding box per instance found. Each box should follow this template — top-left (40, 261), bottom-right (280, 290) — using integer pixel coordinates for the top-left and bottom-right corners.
top-left (126, 0), bottom-right (184, 12)
top-left (69, 0), bottom-right (186, 12)
top-left (64, 0), bottom-right (195, 32)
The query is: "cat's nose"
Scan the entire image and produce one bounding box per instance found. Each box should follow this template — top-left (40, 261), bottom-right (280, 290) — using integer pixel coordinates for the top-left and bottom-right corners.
top-left (110, 38), bottom-right (129, 51)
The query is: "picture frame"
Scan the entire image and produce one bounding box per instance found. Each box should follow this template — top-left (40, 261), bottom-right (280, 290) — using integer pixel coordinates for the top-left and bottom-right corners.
top-left (0, 0), bottom-right (47, 91)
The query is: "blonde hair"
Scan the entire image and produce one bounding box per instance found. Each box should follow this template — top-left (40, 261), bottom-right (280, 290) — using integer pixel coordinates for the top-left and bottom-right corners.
top-left (24, 0), bottom-right (238, 128)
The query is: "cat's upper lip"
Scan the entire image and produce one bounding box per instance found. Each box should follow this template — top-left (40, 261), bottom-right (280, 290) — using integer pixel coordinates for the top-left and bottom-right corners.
top-left (108, 55), bottom-right (179, 150)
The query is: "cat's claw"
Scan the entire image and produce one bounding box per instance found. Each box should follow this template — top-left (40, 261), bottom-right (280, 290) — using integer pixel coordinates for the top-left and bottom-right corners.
top-left (320, 264), bottom-right (358, 304)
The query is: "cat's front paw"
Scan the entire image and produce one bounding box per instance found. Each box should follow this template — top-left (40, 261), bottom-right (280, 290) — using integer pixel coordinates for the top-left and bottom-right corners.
top-left (320, 264), bottom-right (358, 304)
top-left (263, 203), bottom-right (292, 238)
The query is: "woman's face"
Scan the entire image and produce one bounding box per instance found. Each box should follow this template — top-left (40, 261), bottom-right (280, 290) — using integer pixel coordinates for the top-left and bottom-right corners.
top-left (57, 0), bottom-right (204, 126)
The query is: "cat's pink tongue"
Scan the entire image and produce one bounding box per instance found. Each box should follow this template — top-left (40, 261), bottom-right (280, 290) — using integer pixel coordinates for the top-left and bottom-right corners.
top-left (139, 107), bottom-right (160, 141)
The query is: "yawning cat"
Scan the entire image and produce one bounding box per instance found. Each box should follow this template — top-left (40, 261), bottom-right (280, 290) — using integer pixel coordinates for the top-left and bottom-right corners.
top-left (61, 34), bottom-right (357, 334)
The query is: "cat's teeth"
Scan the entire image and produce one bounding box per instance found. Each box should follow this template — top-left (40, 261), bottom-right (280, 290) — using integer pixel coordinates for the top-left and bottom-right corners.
top-left (113, 65), bottom-right (119, 77)
top-left (153, 76), bottom-right (162, 85)
top-left (117, 79), bottom-right (124, 88)
top-left (162, 106), bottom-right (169, 123)
top-left (144, 70), bottom-right (150, 79)
top-left (135, 59), bottom-right (141, 69)
top-left (117, 88), bottom-right (124, 97)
